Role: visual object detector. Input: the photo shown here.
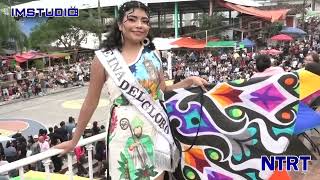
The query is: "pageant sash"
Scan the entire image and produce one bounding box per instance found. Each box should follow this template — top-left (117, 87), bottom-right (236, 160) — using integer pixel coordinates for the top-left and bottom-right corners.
top-left (95, 49), bottom-right (178, 171)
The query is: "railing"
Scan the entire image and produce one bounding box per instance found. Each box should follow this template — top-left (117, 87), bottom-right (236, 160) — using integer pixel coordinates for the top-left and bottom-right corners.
top-left (0, 132), bottom-right (108, 180)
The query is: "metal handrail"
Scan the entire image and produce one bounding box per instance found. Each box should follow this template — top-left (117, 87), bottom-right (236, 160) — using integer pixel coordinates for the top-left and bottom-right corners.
top-left (0, 132), bottom-right (107, 174)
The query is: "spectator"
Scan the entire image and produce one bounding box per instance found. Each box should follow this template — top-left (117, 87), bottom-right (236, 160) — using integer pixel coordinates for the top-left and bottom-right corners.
top-left (0, 143), bottom-right (4, 160)
top-left (38, 136), bottom-right (49, 153)
top-left (66, 116), bottom-right (76, 139)
top-left (251, 54), bottom-right (284, 78)
top-left (29, 135), bottom-right (41, 171)
top-left (38, 129), bottom-right (46, 138)
top-left (4, 141), bottom-right (17, 163)
top-left (12, 133), bottom-right (27, 160)
top-left (305, 62), bottom-right (320, 110)
top-left (304, 51), bottom-right (320, 65)
top-left (50, 134), bottom-right (63, 173)
top-left (95, 140), bottom-right (106, 177)
top-left (54, 121), bottom-right (68, 142)
top-left (100, 125), bottom-right (106, 133)
top-left (74, 146), bottom-right (88, 177)
top-left (305, 62), bottom-right (320, 76)
top-left (92, 121), bottom-right (100, 136)
top-left (48, 127), bottom-right (61, 145)
top-left (1, 61), bottom-right (92, 104)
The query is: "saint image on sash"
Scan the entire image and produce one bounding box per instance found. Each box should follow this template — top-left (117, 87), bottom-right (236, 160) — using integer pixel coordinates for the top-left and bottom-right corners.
top-left (118, 116), bottom-right (158, 180)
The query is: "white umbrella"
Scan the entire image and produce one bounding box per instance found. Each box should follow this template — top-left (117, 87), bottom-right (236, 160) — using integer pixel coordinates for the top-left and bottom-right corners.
top-left (0, 135), bottom-right (15, 143)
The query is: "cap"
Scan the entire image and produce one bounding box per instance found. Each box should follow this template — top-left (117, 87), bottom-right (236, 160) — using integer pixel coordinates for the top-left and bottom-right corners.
top-left (86, 123), bottom-right (92, 129)
top-left (33, 135), bottom-right (38, 139)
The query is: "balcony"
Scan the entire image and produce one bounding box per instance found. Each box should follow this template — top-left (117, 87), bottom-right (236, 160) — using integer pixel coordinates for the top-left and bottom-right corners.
top-left (0, 132), bottom-right (108, 180)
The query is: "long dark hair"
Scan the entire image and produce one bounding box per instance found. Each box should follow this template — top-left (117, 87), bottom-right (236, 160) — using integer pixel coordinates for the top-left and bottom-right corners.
top-left (308, 51), bottom-right (320, 63)
top-left (101, 1), bottom-right (155, 51)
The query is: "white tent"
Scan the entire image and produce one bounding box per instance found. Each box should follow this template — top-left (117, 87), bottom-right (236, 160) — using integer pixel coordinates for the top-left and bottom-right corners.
top-left (224, 0), bottom-right (261, 7)
top-left (152, 37), bottom-right (180, 51)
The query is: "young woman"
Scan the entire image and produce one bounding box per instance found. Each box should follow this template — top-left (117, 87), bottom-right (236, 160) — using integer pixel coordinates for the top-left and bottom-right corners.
top-left (304, 51), bottom-right (320, 65)
top-left (55, 1), bottom-right (208, 179)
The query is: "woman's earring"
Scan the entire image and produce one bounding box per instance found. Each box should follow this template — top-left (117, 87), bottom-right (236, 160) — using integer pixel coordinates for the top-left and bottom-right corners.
top-left (121, 33), bottom-right (124, 43)
top-left (142, 37), bottom-right (150, 46)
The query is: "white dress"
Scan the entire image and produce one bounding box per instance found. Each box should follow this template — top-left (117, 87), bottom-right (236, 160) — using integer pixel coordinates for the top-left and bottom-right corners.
top-left (103, 47), bottom-right (165, 180)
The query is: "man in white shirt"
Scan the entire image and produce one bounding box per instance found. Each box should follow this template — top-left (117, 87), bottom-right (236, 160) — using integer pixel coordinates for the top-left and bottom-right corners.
top-left (208, 75), bottom-right (215, 83)
top-left (38, 136), bottom-right (50, 153)
top-left (220, 53), bottom-right (228, 62)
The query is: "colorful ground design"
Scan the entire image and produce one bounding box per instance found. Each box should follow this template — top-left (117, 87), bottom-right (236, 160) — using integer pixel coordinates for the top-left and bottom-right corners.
top-left (0, 119), bottom-right (47, 138)
top-left (62, 99), bottom-right (108, 109)
top-left (0, 120), bottom-right (29, 136)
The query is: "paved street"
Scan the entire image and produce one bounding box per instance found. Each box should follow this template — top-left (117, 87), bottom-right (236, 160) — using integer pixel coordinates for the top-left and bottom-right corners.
top-left (0, 86), bottom-right (110, 135)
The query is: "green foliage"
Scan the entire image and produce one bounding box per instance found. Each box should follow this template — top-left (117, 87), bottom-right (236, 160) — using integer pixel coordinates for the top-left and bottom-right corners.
top-left (118, 152), bottom-right (130, 180)
top-left (29, 9), bottom-right (110, 50)
top-left (135, 165), bottom-right (158, 179)
top-left (211, 49), bottom-right (220, 56)
top-left (32, 59), bottom-right (45, 69)
top-left (0, 0), bottom-right (34, 6)
top-left (197, 13), bottom-right (227, 35)
top-left (264, 22), bottom-right (284, 37)
top-left (0, 4), bottom-right (27, 52)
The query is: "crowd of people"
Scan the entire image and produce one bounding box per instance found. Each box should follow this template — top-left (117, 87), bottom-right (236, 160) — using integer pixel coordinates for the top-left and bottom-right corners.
top-left (0, 117), bottom-right (107, 179)
top-left (0, 61), bottom-right (91, 103)
top-left (2, 33), bottom-right (320, 180)
top-left (169, 49), bottom-right (255, 84)
top-left (2, 39), bottom-right (319, 104)
top-left (1, 1), bottom-right (320, 179)
top-left (167, 39), bottom-right (320, 85)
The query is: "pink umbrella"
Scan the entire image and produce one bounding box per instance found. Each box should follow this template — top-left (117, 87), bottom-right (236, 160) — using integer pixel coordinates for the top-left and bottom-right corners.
top-left (260, 49), bottom-right (283, 55)
top-left (260, 50), bottom-right (268, 54)
top-left (268, 49), bottom-right (283, 55)
top-left (271, 34), bottom-right (293, 41)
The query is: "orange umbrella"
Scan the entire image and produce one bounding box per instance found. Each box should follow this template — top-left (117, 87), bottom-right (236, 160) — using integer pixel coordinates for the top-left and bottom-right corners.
top-left (170, 37), bottom-right (206, 49)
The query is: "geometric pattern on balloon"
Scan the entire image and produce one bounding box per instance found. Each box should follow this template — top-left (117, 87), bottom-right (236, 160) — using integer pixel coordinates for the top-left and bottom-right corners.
top-left (165, 72), bottom-right (301, 180)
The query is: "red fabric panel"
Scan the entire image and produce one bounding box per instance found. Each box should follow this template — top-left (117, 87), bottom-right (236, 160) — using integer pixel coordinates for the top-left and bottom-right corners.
top-left (218, 0), bottom-right (290, 22)
top-left (13, 51), bottom-right (47, 63)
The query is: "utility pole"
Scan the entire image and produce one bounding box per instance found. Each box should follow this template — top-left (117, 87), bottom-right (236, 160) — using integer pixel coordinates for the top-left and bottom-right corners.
top-left (312, 0), bottom-right (316, 11)
top-left (302, 0), bottom-right (307, 31)
top-left (98, 0), bottom-right (102, 46)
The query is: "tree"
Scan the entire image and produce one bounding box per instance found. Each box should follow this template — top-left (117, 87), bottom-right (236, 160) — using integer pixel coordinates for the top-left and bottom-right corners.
top-left (196, 12), bottom-right (227, 38)
top-left (28, 9), bottom-right (111, 62)
top-left (263, 22), bottom-right (283, 37)
top-left (1, 0), bottom-right (34, 6)
top-left (0, 3), bottom-right (27, 53)
top-left (29, 9), bottom-right (110, 50)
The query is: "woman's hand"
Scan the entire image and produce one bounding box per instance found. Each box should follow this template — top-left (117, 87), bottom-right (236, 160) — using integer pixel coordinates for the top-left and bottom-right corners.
top-left (187, 76), bottom-right (209, 92)
top-left (54, 140), bottom-right (78, 156)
